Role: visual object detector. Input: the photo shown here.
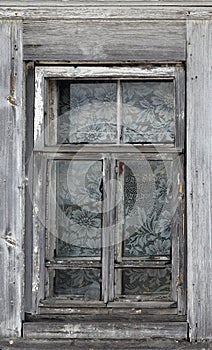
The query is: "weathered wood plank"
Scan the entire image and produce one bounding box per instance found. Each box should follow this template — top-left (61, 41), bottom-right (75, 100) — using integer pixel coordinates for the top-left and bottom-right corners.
top-left (26, 313), bottom-right (187, 322)
top-left (1, 1), bottom-right (212, 7)
top-left (187, 20), bottom-right (212, 342)
top-left (2, 339), bottom-right (212, 350)
top-left (23, 320), bottom-right (187, 339)
top-left (38, 306), bottom-right (179, 315)
top-left (0, 7), bottom-right (212, 21)
top-left (0, 7), bottom-right (211, 21)
top-left (23, 20), bottom-right (186, 62)
top-left (31, 153), bottom-right (47, 313)
top-left (0, 20), bottom-right (24, 337)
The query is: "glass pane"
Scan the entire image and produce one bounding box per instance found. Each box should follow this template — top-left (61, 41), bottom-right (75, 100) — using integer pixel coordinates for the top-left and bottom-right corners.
top-left (55, 160), bottom-right (102, 257)
top-left (54, 269), bottom-right (101, 300)
top-left (57, 80), bottom-right (117, 143)
top-left (122, 81), bottom-right (175, 143)
top-left (121, 160), bottom-right (172, 257)
top-left (121, 268), bottom-right (171, 295)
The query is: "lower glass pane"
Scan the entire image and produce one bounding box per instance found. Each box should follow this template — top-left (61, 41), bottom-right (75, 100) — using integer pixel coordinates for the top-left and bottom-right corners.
top-left (121, 268), bottom-right (171, 295)
top-left (55, 160), bottom-right (103, 257)
top-left (54, 269), bottom-right (101, 300)
top-left (120, 160), bottom-right (173, 257)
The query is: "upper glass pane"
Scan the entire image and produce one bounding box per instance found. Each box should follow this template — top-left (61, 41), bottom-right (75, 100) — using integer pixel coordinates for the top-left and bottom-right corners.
top-left (48, 78), bottom-right (175, 145)
top-left (55, 160), bottom-right (103, 257)
top-left (118, 160), bottom-right (173, 257)
top-left (122, 81), bottom-right (175, 143)
top-left (57, 80), bottom-right (117, 143)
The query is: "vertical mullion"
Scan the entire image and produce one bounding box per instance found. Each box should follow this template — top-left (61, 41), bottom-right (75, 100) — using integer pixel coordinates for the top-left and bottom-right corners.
top-left (108, 158), bottom-right (116, 301)
top-left (177, 154), bottom-right (186, 315)
top-left (115, 161), bottom-right (124, 297)
top-left (46, 160), bottom-right (57, 261)
top-left (115, 80), bottom-right (123, 296)
top-left (171, 156), bottom-right (179, 303)
top-left (172, 154), bottom-right (186, 314)
top-left (45, 160), bottom-right (57, 299)
top-left (175, 66), bottom-right (185, 149)
top-left (102, 157), bottom-right (116, 303)
top-left (117, 80), bottom-right (122, 144)
top-left (102, 157), bottom-right (110, 303)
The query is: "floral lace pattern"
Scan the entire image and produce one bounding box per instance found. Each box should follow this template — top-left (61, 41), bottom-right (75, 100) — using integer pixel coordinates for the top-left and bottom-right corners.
top-left (122, 160), bottom-right (172, 257)
top-left (56, 80), bottom-right (175, 144)
top-left (48, 77), bottom-right (177, 301)
top-left (122, 268), bottom-right (171, 295)
top-left (56, 160), bottom-right (103, 257)
top-left (122, 81), bottom-right (175, 143)
top-left (54, 269), bottom-right (101, 300)
top-left (57, 81), bottom-right (117, 143)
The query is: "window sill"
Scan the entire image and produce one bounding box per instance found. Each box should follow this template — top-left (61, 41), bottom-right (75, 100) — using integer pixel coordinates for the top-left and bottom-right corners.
top-left (22, 316), bottom-right (187, 340)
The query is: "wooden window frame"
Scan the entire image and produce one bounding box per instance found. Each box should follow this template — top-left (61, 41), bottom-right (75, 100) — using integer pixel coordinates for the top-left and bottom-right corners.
top-left (31, 65), bottom-right (186, 317)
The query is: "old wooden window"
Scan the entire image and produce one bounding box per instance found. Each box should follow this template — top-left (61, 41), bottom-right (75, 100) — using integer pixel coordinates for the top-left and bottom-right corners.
top-left (32, 65), bottom-right (185, 315)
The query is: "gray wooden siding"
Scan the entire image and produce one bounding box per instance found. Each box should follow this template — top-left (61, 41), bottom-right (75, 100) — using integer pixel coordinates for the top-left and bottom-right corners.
top-left (0, 20), bottom-right (24, 337)
top-left (187, 20), bottom-right (212, 342)
top-left (0, 7), bottom-right (211, 343)
top-left (23, 20), bottom-right (186, 62)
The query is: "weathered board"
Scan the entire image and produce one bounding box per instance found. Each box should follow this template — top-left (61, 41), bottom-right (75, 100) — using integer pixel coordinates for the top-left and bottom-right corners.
top-left (1, 339), bottom-right (212, 350)
top-left (187, 20), bottom-right (212, 342)
top-left (0, 7), bottom-right (212, 21)
top-left (23, 320), bottom-right (187, 339)
top-left (0, 20), bottom-right (24, 337)
top-left (1, 0), bottom-right (212, 6)
top-left (23, 20), bottom-right (186, 62)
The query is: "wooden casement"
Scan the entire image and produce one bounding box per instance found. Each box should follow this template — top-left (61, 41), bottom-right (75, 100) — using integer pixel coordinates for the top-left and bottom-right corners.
top-left (0, 4), bottom-right (211, 343)
top-left (22, 65), bottom-right (187, 339)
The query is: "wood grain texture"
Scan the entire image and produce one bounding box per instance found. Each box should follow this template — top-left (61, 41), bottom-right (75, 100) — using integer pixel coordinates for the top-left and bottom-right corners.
top-left (24, 62), bottom-right (35, 314)
top-left (23, 20), bottom-right (186, 62)
top-left (0, 1), bottom-right (212, 6)
top-left (0, 20), bottom-right (24, 337)
top-left (1, 339), bottom-right (212, 350)
top-left (23, 320), bottom-right (187, 339)
top-left (0, 7), bottom-right (212, 20)
top-left (31, 153), bottom-right (47, 313)
top-left (26, 314), bottom-right (186, 321)
top-left (187, 20), bottom-right (212, 342)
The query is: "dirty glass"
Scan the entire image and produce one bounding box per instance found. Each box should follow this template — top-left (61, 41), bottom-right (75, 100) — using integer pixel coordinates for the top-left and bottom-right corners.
top-left (119, 160), bottom-right (173, 257)
top-left (122, 81), bottom-right (175, 143)
top-left (55, 160), bottom-right (103, 257)
top-left (54, 79), bottom-right (175, 145)
top-left (121, 268), bottom-right (171, 295)
top-left (54, 269), bottom-right (101, 300)
top-left (57, 81), bottom-right (117, 143)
